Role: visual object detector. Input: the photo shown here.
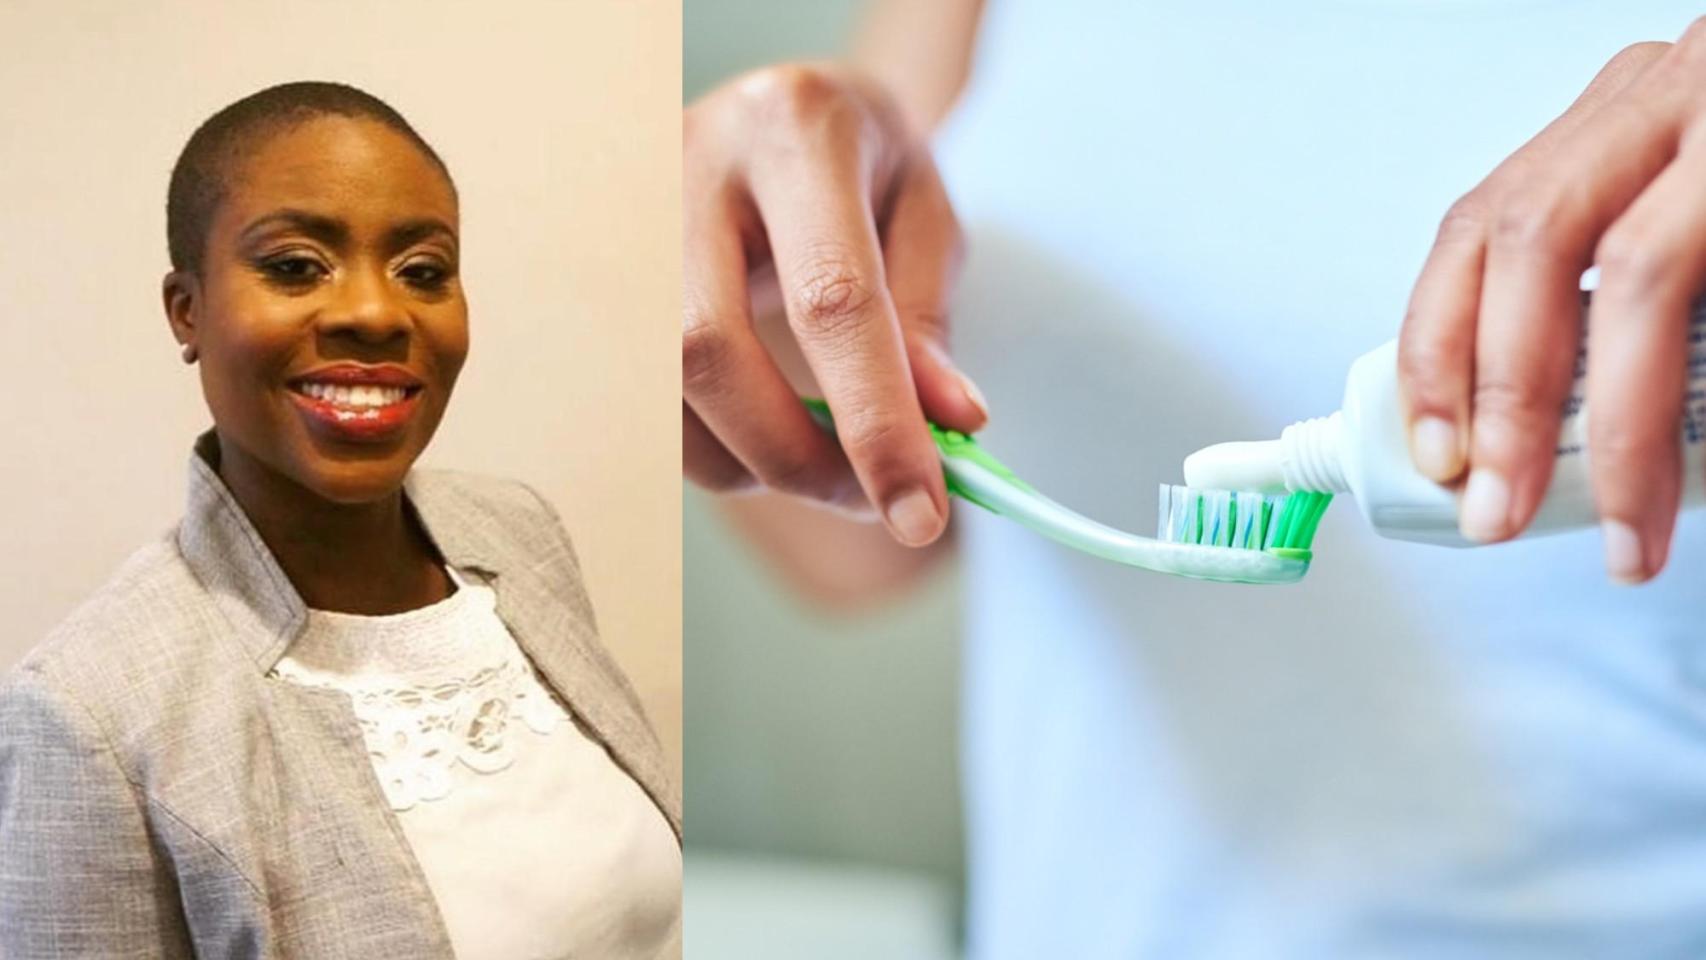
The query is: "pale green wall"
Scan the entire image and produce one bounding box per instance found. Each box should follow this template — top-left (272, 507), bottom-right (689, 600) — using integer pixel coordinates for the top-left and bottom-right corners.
top-left (683, 0), bottom-right (862, 97)
top-left (683, 1), bottom-right (966, 891)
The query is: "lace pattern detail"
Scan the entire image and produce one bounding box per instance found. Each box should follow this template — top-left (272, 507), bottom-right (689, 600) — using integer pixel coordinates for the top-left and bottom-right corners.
top-left (268, 570), bottom-right (571, 812)
top-left (274, 651), bottom-right (567, 811)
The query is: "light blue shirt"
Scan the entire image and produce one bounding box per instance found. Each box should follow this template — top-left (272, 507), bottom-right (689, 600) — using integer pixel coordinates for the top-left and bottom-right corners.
top-left (935, 3), bottom-right (1706, 957)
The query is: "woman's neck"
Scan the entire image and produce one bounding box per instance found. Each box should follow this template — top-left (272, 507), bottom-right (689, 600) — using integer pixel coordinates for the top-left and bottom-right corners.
top-left (211, 435), bottom-right (454, 615)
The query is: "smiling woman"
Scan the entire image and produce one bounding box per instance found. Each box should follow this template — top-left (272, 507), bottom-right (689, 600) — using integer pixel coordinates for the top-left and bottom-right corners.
top-left (0, 82), bottom-right (681, 959)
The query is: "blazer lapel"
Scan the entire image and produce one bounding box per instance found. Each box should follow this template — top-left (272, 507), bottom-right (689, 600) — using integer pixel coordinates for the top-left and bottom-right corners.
top-left (176, 434), bottom-right (458, 956)
top-left (404, 473), bottom-right (681, 838)
top-left (491, 562), bottom-right (680, 837)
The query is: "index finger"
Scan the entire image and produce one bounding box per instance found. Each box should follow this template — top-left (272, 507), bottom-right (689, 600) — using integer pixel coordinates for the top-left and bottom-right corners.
top-left (749, 142), bottom-right (948, 547)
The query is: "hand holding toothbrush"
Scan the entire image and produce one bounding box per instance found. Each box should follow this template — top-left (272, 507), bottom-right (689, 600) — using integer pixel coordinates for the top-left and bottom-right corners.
top-left (1399, 34), bottom-right (1706, 583)
top-left (682, 63), bottom-right (988, 547)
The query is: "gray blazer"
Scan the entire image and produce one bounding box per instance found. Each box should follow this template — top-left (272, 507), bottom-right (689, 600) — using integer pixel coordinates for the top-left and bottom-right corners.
top-left (0, 434), bottom-right (680, 958)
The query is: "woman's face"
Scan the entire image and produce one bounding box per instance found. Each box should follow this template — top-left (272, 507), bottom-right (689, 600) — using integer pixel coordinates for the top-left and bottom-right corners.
top-left (169, 115), bottom-right (468, 504)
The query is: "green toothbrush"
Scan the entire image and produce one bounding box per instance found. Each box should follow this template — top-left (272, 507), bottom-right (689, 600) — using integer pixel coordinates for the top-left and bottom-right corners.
top-left (802, 398), bottom-right (1331, 584)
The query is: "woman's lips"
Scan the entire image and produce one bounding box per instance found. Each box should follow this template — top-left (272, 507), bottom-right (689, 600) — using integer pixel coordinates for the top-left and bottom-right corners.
top-left (286, 371), bottom-right (424, 443)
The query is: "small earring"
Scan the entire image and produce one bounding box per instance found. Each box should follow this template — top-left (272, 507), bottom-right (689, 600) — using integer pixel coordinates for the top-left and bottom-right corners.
top-left (181, 343), bottom-right (198, 364)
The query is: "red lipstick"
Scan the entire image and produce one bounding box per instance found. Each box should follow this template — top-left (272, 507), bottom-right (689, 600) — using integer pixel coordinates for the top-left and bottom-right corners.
top-left (286, 364), bottom-right (425, 444)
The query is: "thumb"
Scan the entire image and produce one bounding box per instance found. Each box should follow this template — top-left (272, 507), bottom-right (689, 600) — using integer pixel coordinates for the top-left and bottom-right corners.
top-left (882, 150), bottom-right (987, 434)
top-left (906, 332), bottom-right (987, 434)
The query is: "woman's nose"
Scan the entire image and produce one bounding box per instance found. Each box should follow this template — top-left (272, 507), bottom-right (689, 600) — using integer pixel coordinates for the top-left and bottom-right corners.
top-left (319, 263), bottom-right (410, 343)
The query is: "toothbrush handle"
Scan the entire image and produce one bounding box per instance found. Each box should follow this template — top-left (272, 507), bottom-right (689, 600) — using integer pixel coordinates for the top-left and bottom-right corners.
top-left (801, 399), bottom-right (1309, 583)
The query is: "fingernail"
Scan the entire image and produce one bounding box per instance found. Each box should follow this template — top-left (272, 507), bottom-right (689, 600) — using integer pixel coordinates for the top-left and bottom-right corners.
top-left (1459, 468), bottom-right (1510, 543)
top-left (1601, 520), bottom-right (1646, 585)
top-left (958, 370), bottom-right (989, 420)
top-left (885, 486), bottom-right (942, 546)
top-left (1409, 417), bottom-right (1460, 481)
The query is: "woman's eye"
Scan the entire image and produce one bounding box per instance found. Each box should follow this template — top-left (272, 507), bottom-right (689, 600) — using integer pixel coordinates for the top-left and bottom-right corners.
top-left (259, 255), bottom-right (326, 284)
top-left (400, 261), bottom-right (450, 288)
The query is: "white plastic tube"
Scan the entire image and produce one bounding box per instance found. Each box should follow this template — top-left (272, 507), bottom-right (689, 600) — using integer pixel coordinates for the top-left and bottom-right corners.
top-left (1184, 299), bottom-right (1706, 546)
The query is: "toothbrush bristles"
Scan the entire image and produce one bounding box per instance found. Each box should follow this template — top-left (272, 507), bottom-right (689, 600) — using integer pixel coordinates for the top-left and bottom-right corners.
top-left (1157, 484), bottom-right (1332, 552)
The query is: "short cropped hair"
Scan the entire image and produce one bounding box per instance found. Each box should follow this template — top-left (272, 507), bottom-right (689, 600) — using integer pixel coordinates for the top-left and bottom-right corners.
top-left (166, 80), bottom-right (454, 274)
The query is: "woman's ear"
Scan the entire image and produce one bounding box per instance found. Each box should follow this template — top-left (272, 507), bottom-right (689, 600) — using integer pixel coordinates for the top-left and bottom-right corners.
top-left (162, 269), bottom-right (200, 362)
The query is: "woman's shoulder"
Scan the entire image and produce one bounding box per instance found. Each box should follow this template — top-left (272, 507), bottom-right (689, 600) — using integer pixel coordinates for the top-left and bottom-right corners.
top-left (19, 534), bottom-right (204, 667)
top-left (407, 467), bottom-right (561, 521)
top-left (3, 533), bottom-right (238, 738)
top-left (406, 468), bottom-right (582, 564)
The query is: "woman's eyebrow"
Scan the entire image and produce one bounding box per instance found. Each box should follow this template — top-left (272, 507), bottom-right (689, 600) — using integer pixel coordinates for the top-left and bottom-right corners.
top-left (386, 217), bottom-right (457, 252)
top-left (238, 209), bottom-right (347, 246)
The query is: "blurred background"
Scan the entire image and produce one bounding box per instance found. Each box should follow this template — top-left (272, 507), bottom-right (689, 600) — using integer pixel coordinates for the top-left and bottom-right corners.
top-left (684, 2), bottom-right (967, 957)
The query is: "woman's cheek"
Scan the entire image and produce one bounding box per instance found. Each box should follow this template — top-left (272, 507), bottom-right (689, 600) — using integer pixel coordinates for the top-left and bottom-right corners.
top-left (432, 307), bottom-right (472, 390)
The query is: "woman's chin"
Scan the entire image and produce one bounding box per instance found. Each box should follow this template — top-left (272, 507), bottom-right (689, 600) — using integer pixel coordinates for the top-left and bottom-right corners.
top-left (295, 459), bottom-right (416, 505)
top-left (286, 426), bottom-right (435, 505)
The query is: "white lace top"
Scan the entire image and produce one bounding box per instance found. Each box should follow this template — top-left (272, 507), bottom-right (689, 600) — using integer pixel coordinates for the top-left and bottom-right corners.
top-left (270, 568), bottom-right (682, 960)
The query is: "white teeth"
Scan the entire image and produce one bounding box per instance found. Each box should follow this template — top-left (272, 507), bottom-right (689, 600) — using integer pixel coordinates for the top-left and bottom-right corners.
top-left (297, 381), bottom-right (409, 407)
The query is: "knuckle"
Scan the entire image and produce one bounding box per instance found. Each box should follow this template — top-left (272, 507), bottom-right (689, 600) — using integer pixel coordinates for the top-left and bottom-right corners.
top-left (1594, 225), bottom-right (1672, 300)
top-left (1588, 382), bottom-right (1687, 466)
top-left (1644, 44), bottom-right (1694, 91)
top-left (1435, 195), bottom-right (1488, 246)
top-left (770, 64), bottom-right (842, 110)
top-left (836, 414), bottom-right (909, 468)
top-left (1473, 372), bottom-right (1556, 425)
top-left (1487, 187), bottom-right (1576, 260)
top-left (740, 64), bottom-right (860, 133)
top-left (789, 253), bottom-right (879, 340)
top-left (1489, 194), bottom-right (1568, 256)
top-left (829, 414), bottom-right (928, 494)
top-left (1683, 16), bottom-right (1706, 49)
top-left (1613, 40), bottom-right (1673, 68)
top-left (1397, 333), bottom-right (1467, 392)
top-left (680, 312), bottom-right (734, 395)
top-left (1589, 415), bottom-right (1676, 470)
top-left (757, 449), bottom-right (831, 499)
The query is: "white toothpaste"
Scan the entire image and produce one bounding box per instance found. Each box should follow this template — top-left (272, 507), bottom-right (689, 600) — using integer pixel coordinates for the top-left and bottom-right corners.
top-left (1183, 279), bottom-right (1706, 546)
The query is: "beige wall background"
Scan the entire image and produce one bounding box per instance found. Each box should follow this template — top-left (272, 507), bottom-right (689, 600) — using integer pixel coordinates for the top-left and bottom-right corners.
top-left (0, 0), bottom-right (682, 776)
